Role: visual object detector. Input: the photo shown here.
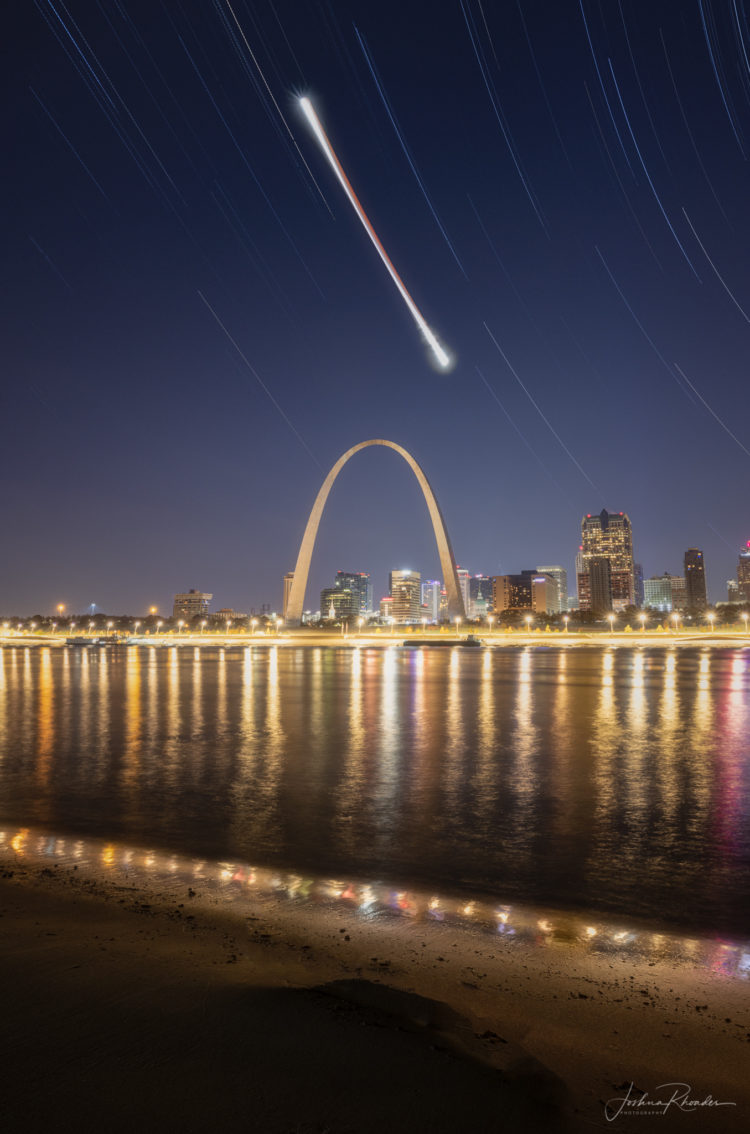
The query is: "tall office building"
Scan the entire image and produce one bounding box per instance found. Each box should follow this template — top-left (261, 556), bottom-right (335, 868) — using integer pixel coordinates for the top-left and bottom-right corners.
top-left (633, 563), bottom-right (645, 608)
top-left (535, 566), bottom-right (567, 613)
top-left (667, 574), bottom-right (687, 611)
top-left (389, 569), bottom-right (421, 623)
top-left (738, 542), bottom-right (750, 602)
top-left (335, 571), bottom-right (372, 615)
top-left (492, 574), bottom-right (532, 612)
top-left (173, 590), bottom-right (212, 620)
top-left (320, 586), bottom-right (357, 620)
top-left (530, 574), bottom-right (560, 614)
top-left (588, 558), bottom-right (613, 612)
top-left (492, 571), bottom-right (558, 614)
top-left (579, 510), bottom-right (635, 611)
top-left (421, 579), bottom-right (441, 622)
top-left (283, 572), bottom-right (295, 620)
top-left (643, 575), bottom-right (674, 612)
top-left (683, 549), bottom-right (707, 610)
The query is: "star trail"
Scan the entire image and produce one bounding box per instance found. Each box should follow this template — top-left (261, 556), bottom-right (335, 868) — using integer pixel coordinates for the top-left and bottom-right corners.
top-left (4, 1), bottom-right (750, 611)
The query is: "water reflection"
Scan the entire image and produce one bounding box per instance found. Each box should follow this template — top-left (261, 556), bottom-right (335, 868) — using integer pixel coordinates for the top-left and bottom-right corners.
top-left (2, 823), bottom-right (747, 978)
top-left (0, 644), bottom-right (749, 940)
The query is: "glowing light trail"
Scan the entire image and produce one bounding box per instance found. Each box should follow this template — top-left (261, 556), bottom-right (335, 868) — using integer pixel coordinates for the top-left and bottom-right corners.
top-left (299, 96), bottom-right (450, 369)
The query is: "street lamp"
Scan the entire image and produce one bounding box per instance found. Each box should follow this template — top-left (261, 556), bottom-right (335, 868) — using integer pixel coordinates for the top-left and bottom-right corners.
top-left (157, 620), bottom-right (163, 633)
top-left (358, 617), bottom-right (364, 636)
top-left (524, 615), bottom-right (533, 632)
top-left (743, 613), bottom-right (749, 635)
top-left (563, 615), bottom-right (569, 632)
top-left (276, 618), bottom-right (282, 635)
top-left (134, 621), bottom-right (141, 633)
top-left (488, 614), bottom-right (495, 634)
top-left (706, 611), bottom-right (715, 632)
top-left (57, 604), bottom-right (65, 617)
top-left (639, 613), bottom-right (647, 632)
top-left (608, 613), bottom-right (615, 634)
top-left (201, 620), bottom-right (207, 633)
top-left (251, 618), bottom-right (258, 635)
top-left (389, 617), bottom-right (395, 636)
top-left (671, 612), bottom-right (680, 633)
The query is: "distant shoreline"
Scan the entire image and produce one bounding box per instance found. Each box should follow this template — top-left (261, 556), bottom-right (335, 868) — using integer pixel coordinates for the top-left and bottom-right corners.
top-left (2, 631), bottom-right (749, 649)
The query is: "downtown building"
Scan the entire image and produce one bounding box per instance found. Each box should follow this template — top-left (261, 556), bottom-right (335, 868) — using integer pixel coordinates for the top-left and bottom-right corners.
top-left (684, 549), bottom-right (707, 610)
top-left (389, 569), bottom-right (421, 623)
top-left (335, 571), bottom-right (372, 615)
top-left (320, 585), bottom-right (358, 620)
top-left (173, 590), bottom-right (213, 620)
top-left (738, 542), bottom-right (750, 602)
top-left (535, 566), bottom-right (567, 613)
top-left (492, 570), bottom-right (559, 615)
top-left (421, 579), bottom-right (442, 622)
top-left (577, 510), bottom-right (635, 612)
top-left (468, 574), bottom-right (493, 618)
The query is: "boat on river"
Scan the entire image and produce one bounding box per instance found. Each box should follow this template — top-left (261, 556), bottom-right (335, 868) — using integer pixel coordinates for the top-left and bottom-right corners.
top-left (402, 634), bottom-right (483, 648)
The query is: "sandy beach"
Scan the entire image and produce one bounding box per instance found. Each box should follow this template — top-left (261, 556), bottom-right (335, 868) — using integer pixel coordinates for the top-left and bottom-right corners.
top-left (1, 836), bottom-right (748, 1133)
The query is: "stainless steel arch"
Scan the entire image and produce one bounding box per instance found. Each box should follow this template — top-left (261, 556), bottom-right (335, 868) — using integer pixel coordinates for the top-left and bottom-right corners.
top-left (285, 440), bottom-right (465, 625)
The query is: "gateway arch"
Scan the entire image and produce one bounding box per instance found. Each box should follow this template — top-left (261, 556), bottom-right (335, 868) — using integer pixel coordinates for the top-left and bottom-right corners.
top-left (285, 439), bottom-right (466, 626)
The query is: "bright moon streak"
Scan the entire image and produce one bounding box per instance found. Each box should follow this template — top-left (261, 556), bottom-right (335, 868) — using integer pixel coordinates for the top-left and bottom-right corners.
top-left (299, 97), bottom-right (450, 369)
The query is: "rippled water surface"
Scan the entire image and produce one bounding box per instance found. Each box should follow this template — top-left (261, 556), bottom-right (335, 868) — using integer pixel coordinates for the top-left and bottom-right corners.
top-left (2, 643), bottom-right (749, 936)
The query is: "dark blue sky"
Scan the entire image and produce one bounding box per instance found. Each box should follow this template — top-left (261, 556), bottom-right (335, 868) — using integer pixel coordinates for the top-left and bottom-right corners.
top-left (4, 0), bottom-right (750, 614)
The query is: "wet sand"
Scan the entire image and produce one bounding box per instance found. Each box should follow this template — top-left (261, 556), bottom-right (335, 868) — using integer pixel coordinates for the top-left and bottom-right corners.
top-left (1, 851), bottom-right (748, 1133)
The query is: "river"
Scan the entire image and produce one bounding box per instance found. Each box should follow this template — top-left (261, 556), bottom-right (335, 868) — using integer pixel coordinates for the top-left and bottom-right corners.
top-left (1, 643), bottom-right (749, 939)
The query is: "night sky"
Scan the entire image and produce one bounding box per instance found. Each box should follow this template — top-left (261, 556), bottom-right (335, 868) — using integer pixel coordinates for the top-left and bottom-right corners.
top-left (5, 1), bottom-right (750, 615)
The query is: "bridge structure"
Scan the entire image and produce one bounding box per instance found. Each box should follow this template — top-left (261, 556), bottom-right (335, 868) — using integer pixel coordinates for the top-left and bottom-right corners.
top-left (284, 439), bottom-right (466, 626)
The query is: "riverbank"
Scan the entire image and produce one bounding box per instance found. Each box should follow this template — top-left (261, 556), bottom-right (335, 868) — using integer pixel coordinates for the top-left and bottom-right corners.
top-left (2, 834), bottom-right (748, 1132)
top-left (2, 630), bottom-right (750, 648)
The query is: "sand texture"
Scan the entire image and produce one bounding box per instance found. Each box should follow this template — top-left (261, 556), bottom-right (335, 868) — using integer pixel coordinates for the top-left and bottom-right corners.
top-left (1, 849), bottom-right (749, 1133)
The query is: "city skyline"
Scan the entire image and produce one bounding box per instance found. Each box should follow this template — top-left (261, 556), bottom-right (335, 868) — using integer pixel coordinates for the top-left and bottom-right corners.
top-left (5, 3), bottom-right (750, 611)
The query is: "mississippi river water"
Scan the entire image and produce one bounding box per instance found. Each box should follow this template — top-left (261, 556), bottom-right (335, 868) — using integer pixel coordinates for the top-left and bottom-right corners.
top-left (2, 643), bottom-right (749, 939)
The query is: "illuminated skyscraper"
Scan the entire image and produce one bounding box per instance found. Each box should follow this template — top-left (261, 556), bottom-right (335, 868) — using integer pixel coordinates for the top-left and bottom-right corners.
top-left (421, 579), bottom-right (441, 622)
top-left (492, 574), bottom-right (532, 612)
top-left (389, 569), bottom-right (421, 623)
top-left (643, 576), bottom-right (673, 612)
top-left (335, 571), bottom-right (372, 614)
top-left (320, 585), bottom-right (357, 620)
top-left (633, 562), bottom-right (644, 608)
top-left (683, 550), bottom-right (706, 610)
top-left (738, 542), bottom-right (750, 602)
top-left (579, 510), bottom-right (635, 611)
top-left (535, 566), bottom-right (567, 613)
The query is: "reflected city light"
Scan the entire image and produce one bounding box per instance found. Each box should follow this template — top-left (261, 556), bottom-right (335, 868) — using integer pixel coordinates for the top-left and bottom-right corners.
top-left (2, 821), bottom-right (749, 974)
